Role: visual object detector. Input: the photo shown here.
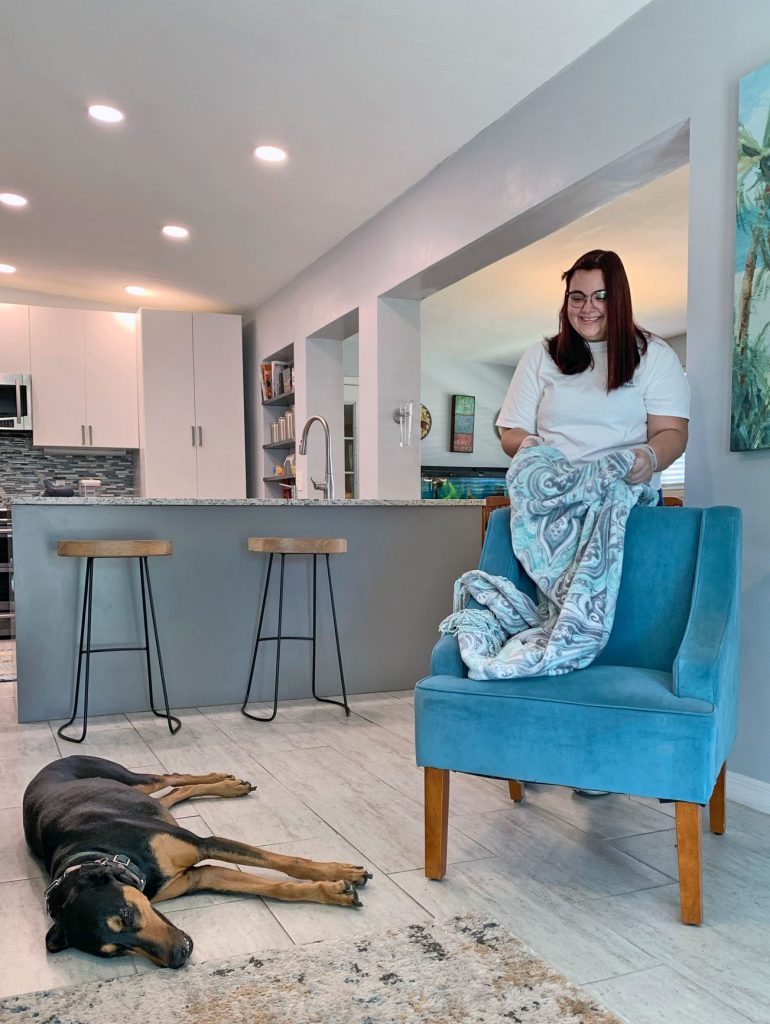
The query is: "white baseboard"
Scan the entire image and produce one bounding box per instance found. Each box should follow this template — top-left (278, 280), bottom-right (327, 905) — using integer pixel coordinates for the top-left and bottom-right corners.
top-left (727, 770), bottom-right (770, 815)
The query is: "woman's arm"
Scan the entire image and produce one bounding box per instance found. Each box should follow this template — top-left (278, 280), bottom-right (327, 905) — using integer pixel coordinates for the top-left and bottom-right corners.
top-left (646, 414), bottom-right (688, 470)
top-left (626, 414), bottom-right (688, 484)
top-left (499, 427), bottom-right (532, 458)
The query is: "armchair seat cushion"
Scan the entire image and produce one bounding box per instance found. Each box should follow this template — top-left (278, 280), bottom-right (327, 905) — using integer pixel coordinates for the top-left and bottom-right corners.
top-left (415, 665), bottom-right (720, 803)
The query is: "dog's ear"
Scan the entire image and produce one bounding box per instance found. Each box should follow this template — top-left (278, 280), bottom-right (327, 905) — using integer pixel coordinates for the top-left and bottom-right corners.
top-left (45, 921), bottom-right (69, 953)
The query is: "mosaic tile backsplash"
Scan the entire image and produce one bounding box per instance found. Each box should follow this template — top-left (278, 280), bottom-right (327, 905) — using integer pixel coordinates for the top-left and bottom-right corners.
top-left (0, 433), bottom-right (136, 497)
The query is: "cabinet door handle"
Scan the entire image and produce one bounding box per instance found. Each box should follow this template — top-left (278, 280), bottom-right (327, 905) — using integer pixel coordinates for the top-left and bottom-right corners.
top-left (15, 380), bottom-right (21, 423)
top-left (198, 425), bottom-right (203, 446)
top-left (88, 425), bottom-right (93, 446)
top-left (191, 426), bottom-right (196, 446)
top-left (81, 424), bottom-right (86, 446)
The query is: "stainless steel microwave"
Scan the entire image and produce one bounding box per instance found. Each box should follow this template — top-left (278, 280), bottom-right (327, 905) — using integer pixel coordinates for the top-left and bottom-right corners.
top-left (0, 373), bottom-right (32, 431)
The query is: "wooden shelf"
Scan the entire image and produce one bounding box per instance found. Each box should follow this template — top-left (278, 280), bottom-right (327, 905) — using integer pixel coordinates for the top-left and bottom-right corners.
top-left (262, 390), bottom-right (295, 407)
top-left (263, 474), bottom-right (296, 483)
top-left (262, 438), bottom-right (296, 450)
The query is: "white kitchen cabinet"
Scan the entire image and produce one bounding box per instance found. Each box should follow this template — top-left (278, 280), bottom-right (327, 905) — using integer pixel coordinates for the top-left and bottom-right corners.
top-left (29, 307), bottom-right (86, 447)
top-left (29, 307), bottom-right (139, 448)
top-left (138, 309), bottom-right (246, 498)
top-left (0, 303), bottom-right (31, 373)
top-left (83, 311), bottom-right (139, 448)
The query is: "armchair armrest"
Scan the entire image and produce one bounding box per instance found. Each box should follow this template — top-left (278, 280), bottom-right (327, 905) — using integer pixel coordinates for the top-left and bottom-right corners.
top-left (430, 634), bottom-right (467, 677)
top-left (673, 508), bottom-right (741, 704)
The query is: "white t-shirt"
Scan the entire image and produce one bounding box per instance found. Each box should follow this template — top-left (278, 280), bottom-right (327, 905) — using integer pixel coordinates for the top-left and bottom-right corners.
top-left (496, 336), bottom-right (689, 487)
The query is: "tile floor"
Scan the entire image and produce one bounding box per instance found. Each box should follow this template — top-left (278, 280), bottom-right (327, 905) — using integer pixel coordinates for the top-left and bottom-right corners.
top-left (0, 656), bottom-right (769, 1021)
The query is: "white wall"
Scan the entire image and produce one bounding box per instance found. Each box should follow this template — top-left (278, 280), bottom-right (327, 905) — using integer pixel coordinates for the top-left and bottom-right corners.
top-left (248, 0), bottom-right (770, 784)
top-left (420, 353), bottom-right (514, 467)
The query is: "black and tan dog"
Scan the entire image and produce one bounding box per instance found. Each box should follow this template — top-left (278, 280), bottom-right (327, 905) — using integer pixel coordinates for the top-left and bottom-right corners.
top-left (23, 755), bottom-right (371, 968)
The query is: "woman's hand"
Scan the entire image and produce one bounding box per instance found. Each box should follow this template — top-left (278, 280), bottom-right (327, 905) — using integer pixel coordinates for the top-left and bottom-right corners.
top-left (625, 446), bottom-right (656, 484)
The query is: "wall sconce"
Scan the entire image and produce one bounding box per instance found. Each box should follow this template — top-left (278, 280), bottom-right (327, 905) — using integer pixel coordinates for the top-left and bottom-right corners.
top-left (393, 401), bottom-right (414, 447)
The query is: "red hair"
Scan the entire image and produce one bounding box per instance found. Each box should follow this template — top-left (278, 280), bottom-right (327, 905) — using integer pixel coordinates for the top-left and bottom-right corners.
top-left (546, 249), bottom-right (649, 390)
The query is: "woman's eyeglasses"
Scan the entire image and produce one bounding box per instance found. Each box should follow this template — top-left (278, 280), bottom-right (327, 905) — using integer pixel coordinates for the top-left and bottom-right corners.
top-left (567, 289), bottom-right (607, 307)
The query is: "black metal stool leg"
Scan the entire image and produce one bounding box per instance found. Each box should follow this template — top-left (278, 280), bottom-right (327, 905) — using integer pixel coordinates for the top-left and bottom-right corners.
top-left (141, 556), bottom-right (181, 734)
top-left (241, 553), bottom-right (279, 721)
top-left (313, 553), bottom-right (350, 715)
top-left (58, 557), bottom-right (94, 742)
top-left (310, 553), bottom-right (318, 699)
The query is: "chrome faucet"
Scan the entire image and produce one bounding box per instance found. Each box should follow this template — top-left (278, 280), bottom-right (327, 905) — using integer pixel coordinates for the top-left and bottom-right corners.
top-left (298, 415), bottom-right (335, 500)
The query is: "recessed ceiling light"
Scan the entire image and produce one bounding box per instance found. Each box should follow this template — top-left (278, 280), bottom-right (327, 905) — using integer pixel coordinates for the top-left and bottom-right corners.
top-left (0, 193), bottom-right (28, 208)
top-left (254, 145), bottom-right (288, 163)
top-left (125, 285), bottom-right (150, 296)
top-left (162, 225), bottom-right (190, 240)
top-left (0, 264), bottom-right (17, 274)
top-left (88, 104), bottom-right (125, 124)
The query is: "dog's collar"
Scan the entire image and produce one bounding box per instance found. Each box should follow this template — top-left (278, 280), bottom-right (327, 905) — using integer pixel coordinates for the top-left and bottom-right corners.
top-left (44, 852), bottom-right (147, 917)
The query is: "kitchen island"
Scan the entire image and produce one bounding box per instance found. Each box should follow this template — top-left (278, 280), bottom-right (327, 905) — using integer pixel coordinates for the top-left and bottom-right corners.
top-left (12, 497), bottom-right (483, 722)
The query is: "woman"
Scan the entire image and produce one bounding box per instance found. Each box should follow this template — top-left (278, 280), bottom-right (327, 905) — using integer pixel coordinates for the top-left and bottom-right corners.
top-left (497, 249), bottom-right (689, 495)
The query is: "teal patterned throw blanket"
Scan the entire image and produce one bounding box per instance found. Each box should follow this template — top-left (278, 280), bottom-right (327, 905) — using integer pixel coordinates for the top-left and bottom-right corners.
top-left (439, 446), bottom-right (658, 679)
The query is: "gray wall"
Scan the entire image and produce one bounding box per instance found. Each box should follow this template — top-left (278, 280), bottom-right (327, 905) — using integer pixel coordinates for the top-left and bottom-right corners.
top-left (420, 353), bottom-right (513, 467)
top-left (250, 0), bottom-right (770, 785)
top-left (666, 333), bottom-right (687, 368)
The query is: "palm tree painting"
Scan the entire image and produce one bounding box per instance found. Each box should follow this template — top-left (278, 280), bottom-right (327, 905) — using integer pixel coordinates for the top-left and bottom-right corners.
top-left (732, 60), bottom-right (770, 451)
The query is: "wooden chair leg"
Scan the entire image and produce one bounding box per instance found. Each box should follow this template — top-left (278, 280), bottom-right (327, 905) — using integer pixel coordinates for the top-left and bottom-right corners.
top-left (507, 780), bottom-right (525, 802)
top-left (709, 762), bottom-right (726, 835)
top-left (675, 801), bottom-right (703, 925)
top-left (424, 767), bottom-right (449, 880)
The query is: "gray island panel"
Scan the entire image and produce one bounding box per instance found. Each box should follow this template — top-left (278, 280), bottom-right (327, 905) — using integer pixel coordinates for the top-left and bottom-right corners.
top-left (13, 500), bottom-right (482, 722)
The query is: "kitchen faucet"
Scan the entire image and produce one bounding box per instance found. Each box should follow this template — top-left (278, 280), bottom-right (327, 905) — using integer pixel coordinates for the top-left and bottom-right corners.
top-left (298, 415), bottom-right (335, 500)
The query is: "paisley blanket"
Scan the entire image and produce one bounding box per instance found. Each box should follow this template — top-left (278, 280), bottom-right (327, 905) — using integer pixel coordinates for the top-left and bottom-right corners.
top-left (439, 445), bottom-right (658, 679)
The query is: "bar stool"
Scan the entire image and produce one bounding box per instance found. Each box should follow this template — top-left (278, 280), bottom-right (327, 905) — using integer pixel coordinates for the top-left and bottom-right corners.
top-left (56, 539), bottom-right (181, 743)
top-left (241, 537), bottom-right (350, 722)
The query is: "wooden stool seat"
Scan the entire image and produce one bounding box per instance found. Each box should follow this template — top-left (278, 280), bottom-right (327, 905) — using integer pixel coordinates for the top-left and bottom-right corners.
top-left (247, 537), bottom-right (346, 555)
top-left (242, 536), bottom-right (349, 722)
top-left (57, 540), bottom-right (172, 558)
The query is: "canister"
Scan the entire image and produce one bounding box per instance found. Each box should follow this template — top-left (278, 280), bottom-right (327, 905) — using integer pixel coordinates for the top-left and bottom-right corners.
top-left (285, 408), bottom-right (294, 439)
top-left (277, 415), bottom-right (287, 441)
top-left (270, 420), bottom-right (280, 443)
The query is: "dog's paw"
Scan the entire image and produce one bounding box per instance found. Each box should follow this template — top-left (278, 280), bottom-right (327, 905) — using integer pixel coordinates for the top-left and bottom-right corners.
top-left (221, 777), bottom-right (256, 797)
top-left (343, 880), bottom-right (363, 909)
top-left (341, 865), bottom-right (372, 887)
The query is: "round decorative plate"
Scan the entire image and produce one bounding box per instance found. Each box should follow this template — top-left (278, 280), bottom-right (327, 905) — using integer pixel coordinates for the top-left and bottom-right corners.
top-left (420, 404), bottom-right (432, 439)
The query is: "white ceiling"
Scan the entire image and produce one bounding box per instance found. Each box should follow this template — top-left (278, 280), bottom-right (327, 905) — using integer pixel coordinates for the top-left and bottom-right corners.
top-left (421, 165), bottom-right (689, 364)
top-left (0, 0), bottom-right (652, 314)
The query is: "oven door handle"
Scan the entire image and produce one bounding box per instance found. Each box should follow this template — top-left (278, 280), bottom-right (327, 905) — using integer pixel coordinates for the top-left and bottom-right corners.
top-left (15, 380), bottom-right (21, 424)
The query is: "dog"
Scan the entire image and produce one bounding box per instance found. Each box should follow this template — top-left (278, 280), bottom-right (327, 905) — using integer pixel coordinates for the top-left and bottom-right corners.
top-left (23, 755), bottom-right (371, 968)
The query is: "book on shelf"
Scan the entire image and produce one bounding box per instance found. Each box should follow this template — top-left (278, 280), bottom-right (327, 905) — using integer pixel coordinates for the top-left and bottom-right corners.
top-left (260, 363), bottom-right (272, 401)
top-left (270, 361), bottom-right (289, 396)
top-left (260, 360), bottom-right (294, 402)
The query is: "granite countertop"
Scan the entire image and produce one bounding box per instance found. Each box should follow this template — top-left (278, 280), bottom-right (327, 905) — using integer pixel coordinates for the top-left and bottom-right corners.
top-left (12, 496), bottom-right (485, 507)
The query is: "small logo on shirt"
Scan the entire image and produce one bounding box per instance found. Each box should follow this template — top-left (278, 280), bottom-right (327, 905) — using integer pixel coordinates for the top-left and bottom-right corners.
top-left (621, 381), bottom-right (637, 388)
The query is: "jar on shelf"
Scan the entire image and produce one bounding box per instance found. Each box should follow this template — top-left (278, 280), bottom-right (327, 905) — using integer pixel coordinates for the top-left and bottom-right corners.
top-left (270, 421), bottom-right (280, 443)
top-left (277, 415), bottom-right (287, 440)
top-left (285, 408), bottom-right (294, 439)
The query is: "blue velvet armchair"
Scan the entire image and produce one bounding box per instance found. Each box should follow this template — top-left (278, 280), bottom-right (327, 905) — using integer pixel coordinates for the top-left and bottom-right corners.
top-left (414, 505), bottom-right (742, 925)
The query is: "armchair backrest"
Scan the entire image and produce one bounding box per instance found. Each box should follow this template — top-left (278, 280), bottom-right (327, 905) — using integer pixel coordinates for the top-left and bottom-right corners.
top-left (480, 506), bottom-right (707, 672)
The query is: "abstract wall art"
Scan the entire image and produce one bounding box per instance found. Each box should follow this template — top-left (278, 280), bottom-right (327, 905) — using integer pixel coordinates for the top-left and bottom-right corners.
top-left (450, 394), bottom-right (475, 452)
top-left (732, 58), bottom-right (770, 451)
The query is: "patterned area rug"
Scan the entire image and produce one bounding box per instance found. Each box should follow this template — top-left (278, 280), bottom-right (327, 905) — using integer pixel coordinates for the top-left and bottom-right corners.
top-left (0, 915), bottom-right (621, 1024)
top-left (0, 644), bottom-right (15, 682)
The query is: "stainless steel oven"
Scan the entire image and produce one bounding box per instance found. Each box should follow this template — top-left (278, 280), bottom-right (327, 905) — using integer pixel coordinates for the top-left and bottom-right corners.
top-left (0, 506), bottom-right (13, 639)
top-left (0, 373), bottom-right (32, 431)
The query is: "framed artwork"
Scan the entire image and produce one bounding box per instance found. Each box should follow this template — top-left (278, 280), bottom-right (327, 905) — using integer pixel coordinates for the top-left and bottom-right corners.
top-left (450, 394), bottom-right (475, 452)
top-left (732, 58), bottom-right (770, 451)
